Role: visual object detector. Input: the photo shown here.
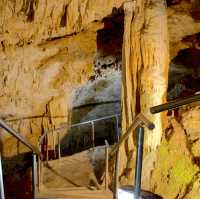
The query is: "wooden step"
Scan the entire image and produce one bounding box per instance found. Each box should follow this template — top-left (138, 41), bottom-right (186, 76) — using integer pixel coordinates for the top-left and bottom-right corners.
top-left (42, 151), bottom-right (97, 188)
top-left (38, 187), bottom-right (113, 199)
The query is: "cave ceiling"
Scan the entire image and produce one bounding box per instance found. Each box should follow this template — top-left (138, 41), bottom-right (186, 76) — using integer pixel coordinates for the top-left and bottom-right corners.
top-left (0, 0), bottom-right (200, 118)
top-left (0, 0), bottom-right (199, 49)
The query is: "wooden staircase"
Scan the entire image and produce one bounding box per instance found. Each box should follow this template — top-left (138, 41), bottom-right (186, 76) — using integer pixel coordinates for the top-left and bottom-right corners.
top-left (38, 187), bottom-right (112, 199)
top-left (37, 149), bottom-right (111, 199)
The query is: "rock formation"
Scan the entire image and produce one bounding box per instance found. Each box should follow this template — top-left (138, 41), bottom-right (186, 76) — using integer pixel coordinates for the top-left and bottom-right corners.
top-left (150, 107), bottom-right (200, 199)
top-left (120, 0), bottom-right (169, 184)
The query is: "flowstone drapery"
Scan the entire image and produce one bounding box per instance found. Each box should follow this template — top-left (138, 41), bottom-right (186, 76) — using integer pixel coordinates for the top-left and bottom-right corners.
top-left (120, 0), bottom-right (169, 184)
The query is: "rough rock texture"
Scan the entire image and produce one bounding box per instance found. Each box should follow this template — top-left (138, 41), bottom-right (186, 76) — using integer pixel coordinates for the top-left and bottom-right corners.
top-left (183, 173), bottom-right (200, 199)
top-left (0, 0), bottom-right (124, 46)
top-left (150, 108), bottom-right (200, 199)
top-left (0, 25), bottom-right (98, 156)
top-left (168, 1), bottom-right (200, 58)
top-left (168, 47), bottom-right (200, 100)
top-left (0, 0), bottom-right (126, 156)
top-left (120, 0), bottom-right (169, 184)
top-left (0, 26), bottom-right (98, 118)
top-left (181, 106), bottom-right (200, 158)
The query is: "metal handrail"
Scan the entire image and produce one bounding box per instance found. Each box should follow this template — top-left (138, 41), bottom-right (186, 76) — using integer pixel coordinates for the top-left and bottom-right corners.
top-left (0, 119), bottom-right (39, 154)
top-left (38, 114), bottom-right (120, 161)
top-left (0, 118), bottom-right (39, 199)
top-left (39, 114), bottom-right (121, 145)
top-left (150, 93), bottom-right (200, 114)
top-left (109, 113), bottom-right (154, 158)
top-left (38, 114), bottom-right (121, 190)
top-left (0, 154), bottom-right (4, 199)
top-left (110, 113), bottom-right (155, 199)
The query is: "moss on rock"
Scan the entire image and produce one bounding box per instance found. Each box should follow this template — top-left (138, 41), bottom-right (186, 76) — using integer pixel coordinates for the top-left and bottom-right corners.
top-left (150, 119), bottom-right (199, 199)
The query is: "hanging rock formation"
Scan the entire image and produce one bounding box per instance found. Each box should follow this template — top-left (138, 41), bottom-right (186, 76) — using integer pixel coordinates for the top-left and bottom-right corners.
top-left (0, 0), bottom-right (124, 46)
top-left (120, 0), bottom-right (169, 184)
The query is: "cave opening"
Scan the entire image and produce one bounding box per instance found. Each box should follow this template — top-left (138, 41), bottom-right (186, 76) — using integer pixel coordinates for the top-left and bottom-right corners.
top-left (60, 11), bottom-right (125, 156)
top-left (168, 47), bottom-right (200, 101)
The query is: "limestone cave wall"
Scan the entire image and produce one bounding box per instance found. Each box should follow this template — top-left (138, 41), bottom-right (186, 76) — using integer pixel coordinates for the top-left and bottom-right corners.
top-left (0, 0), bottom-right (199, 156)
top-left (0, 0), bottom-right (125, 156)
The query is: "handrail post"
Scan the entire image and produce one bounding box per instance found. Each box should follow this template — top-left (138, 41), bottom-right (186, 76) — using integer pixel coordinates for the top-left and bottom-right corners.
top-left (58, 133), bottom-right (61, 160)
top-left (38, 156), bottom-right (41, 191)
top-left (115, 115), bottom-right (119, 140)
top-left (114, 119), bottom-right (120, 199)
top-left (134, 126), bottom-right (144, 199)
top-left (38, 156), bottom-right (43, 191)
top-left (91, 121), bottom-right (95, 150)
top-left (0, 153), bottom-right (5, 199)
top-left (38, 144), bottom-right (41, 190)
top-left (46, 135), bottom-right (49, 163)
top-left (32, 153), bottom-right (37, 199)
top-left (104, 140), bottom-right (109, 191)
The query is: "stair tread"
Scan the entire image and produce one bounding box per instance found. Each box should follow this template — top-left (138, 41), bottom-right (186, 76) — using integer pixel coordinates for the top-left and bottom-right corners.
top-left (42, 151), bottom-right (94, 188)
top-left (38, 188), bottom-right (112, 199)
top-left (39, 149), bottom-right (109, 199)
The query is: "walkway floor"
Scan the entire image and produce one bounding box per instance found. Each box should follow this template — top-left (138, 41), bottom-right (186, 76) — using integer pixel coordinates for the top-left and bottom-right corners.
top-left (39, 149), bottom-right (111, 199)
top-left (38, 187), bottom-right (113, 199)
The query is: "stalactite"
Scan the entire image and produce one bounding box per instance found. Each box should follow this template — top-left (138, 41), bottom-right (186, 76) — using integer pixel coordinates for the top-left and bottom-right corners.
top-left (120, 0), bottom-right (169, 184)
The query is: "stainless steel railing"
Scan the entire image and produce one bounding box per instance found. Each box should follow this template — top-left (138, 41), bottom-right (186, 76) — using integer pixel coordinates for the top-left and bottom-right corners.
top-left (0, 119), bottom-right (39, 199)
top-left (110, 113), bottom-right (155, 199)
top-left (150, 93), bottom-right (200, 114)
top-left (38, 114), bottom-right (121, 161)
top-left (0, 154), bottom-right (4, 199)
top-left (38, 114), bottom-right (121, 189)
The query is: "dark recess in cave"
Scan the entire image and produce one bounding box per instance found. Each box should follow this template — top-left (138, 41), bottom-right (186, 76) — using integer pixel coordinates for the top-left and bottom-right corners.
top-left (97, 11), bottom-right (124, 57)
top-left (167, 47), bottom-right (200, 100)
top-left (3, 152), bottom-right (33, 199)
top-left (89, 9), bottom-right (124, 79)
top-left (191, 0), bottom-right (200, 21)
top-left (166, 0), bottom-right (183, 6)
top-left (60, 5), bottom-right (68, 27)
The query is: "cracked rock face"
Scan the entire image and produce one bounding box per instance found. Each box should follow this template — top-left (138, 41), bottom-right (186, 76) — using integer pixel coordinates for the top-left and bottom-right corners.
top-left (167, 1), bottom-right (200, 58)
top-left (150, 115), bottom-right (200, 199)
top-left (0, 0), bottom-right (124, 45)
top-left (0, 0), bottom-right (125, 120)
top-left (0, 0), bottom-right (126, 156)
top-left (0, 0), bottom-right (199, 118)
top-left (0, 23), bottom-right (99, 156)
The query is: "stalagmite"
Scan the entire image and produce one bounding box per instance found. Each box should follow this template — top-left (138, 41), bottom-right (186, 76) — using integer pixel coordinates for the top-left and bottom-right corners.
top-left (120, 0), bottom-right (169, 184)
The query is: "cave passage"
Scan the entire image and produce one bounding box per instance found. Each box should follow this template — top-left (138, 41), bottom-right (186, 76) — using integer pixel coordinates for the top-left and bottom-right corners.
top-left (168, 47), bottom-right (200, 101)
top-left (59, 11), bottom-right (125, 156)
